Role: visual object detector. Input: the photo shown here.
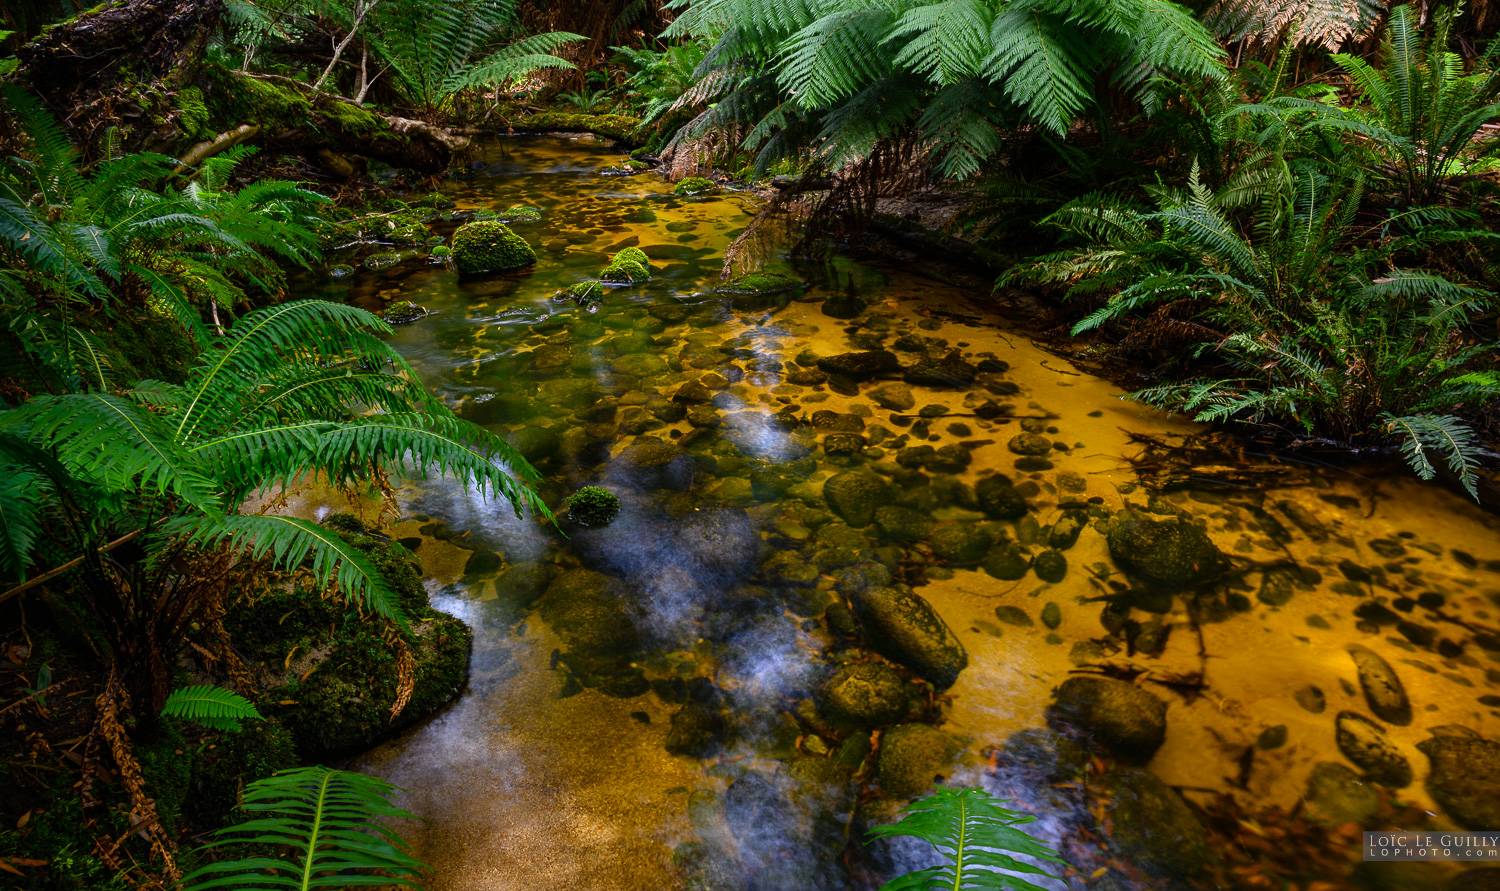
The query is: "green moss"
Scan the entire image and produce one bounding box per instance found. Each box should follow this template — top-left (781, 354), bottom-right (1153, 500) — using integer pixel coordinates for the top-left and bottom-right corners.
top-left (176, 86), bottom-right (213, 141)
top-left (566, 486), bottom-right (621, 528)
top-left (380, 300), bottom-right (427, 324)
top-left (411, 192), bottom-right (456, 210)
top-left (227, 525), bottom-right (471, 760)
top-left (599, 246), bottom-right (651, 283)
top-left (185, 718), bottom-right (297, 828)
top-left (207, 66), bottom-right (312, 126)
top-left (673, 176), bottom-right (718, 196)
top-left (517, 112), bottom-right (643, 145)
top-left (558, 280), bottom-right (605, 303)
top-left (502, 205), bottom-right (542, 223)
top-left (363, 251), bottom-right (403, 270)
top-left (715, 272), bottom-right (801, 294)
top-left (329, 263), bottom-right (355, 278)
top-left (450, 221), bottom-right (537, 275)
top-left (430, 245), bottom-right (452, 259)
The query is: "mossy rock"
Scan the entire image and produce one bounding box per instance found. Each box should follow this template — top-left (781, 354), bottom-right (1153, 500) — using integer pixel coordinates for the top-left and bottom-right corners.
top-left (450, 221), bottom-right (537, 275)
top-left (410, 192), bottom-right (456, 210)
top-left (429, 245), bottom-right (452, 260)
top-left (329, 263), bottom-right (356, 278)
top-left (380, 301), bottom-right (427, 324)
top-left (600, 246), bottom-right (652, 283)
top-left (876, 723), bottom-right (961, 797)
top-left (817, 661), bottom-right (912, 730)
top-left (713, 272), bottom-right (801, 295)
top-left (502, 205), bottom-right (542, 223)
top-left (517, 112), bottom-right (643, 144)
top-left (176, 85), bottom-right (214, 141)
top-left (229, 521), bottom-right (471, 761)
top-left (363, 251), bottom-right (403, 270)
top-left (673, 176), bottom-right (718, 196)
top-left (557, 280), bottom-right (605, 303)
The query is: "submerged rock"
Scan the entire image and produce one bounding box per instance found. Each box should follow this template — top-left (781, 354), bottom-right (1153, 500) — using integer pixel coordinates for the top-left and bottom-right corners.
top-left (868, 382), bottom-right (915, 411)
top-left (824, 471), bottom-right (894, 528)
top-left (877, 723), bottom-right (961, 797)
top-left (903, 350), bottom-right (978, 387)
top-left (928, 523), bottom-right (992, 566)
top-left (873, 505), bottom-right (935, 545)
top-left (850, 586), bottom-right (968, 690)
top-left (1417, 733), bottom-right (1500, 829)
top-left (1305, 761), bottom-right (1380, 826)
top-left (1347, 644), bottom-right (1412, 726)
top-left (1048, 676), bottom-right (1167, 763)
top-left (1002, 728), bottom-right (1090, 780)
top-left (1101, 769), bottom-right (1208, 878)
top-left (614, 439), bottom-right (695, 490)
top-left (666, 701), bottom-right (724, 757)
top-left (1106, 510), bottom-right (1224, 587)
top-left (1033, 550), bottom-right (1068, 583)
top-left (538, 569), bottom-right (640, 658)
top-left (816, 350), bottom-right (899, 381)
top-left (975, 475), bottom-right (1028, 519)
top-left (981, 542), bottom-right (1031, 581)
top-left (1335, 711), bottom-right (1412, 788)
top-left (818, 661), bottom-right (911, 730)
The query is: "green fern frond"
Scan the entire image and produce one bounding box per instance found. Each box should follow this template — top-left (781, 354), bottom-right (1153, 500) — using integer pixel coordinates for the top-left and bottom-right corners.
top-left (162, 684), bottom-right (264, 731)
top-left (1383, 413), bottom-right (1486, 499)
top-left (182, 766), bottom-right (428, 891)
top-left (0, 468), bottom-right (48, 583)
top-left (866, 786), bottom-right (1062, 891)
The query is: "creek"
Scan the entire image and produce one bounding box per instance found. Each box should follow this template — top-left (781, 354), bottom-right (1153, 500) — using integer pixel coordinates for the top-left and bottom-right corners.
top-left (284, 136), bottom-right (1500, 890)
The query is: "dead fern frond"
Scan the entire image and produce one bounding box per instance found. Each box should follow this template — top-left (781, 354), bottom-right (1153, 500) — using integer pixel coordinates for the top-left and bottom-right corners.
top-left (1206, 0), bottom-right (1388, 51)
top-left (388, 633), bottom-right (416, 721)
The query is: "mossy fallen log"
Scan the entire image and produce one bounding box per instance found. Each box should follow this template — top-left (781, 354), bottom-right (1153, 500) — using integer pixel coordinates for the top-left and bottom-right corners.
top-left (514, 112), bottom-right (643, 145)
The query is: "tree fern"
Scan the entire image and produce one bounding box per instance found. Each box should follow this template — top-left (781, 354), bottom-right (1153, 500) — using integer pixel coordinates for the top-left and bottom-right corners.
top-left (181, 766), bottom-right (428, 891)
top-left (161, 684), bottom-right (264, 731)
top-left (866, 786), bottom-right (1062, 891)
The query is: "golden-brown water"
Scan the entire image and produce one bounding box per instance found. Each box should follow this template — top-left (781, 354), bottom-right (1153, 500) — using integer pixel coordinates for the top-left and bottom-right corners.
top-left (286, 137), bottom-right (1500, 891)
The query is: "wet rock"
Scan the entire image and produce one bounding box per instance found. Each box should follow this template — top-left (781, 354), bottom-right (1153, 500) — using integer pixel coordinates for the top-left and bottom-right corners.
top-left (824, 471), bottom-right (894, 528)
top-left (671, 506), bottom-right (761, 587)
top-left (615, 439), bottom-right (695, 490)
top-left (903, 350), bottom-right (978, 387)
top-left (850, 586), bottom-right (968, 690)
top-left (491, 561), bottom-right (558, 617)
top-left (1007, 433), bottom-right (1052, 456)
top-left (1003, 728), bottom-right (1090, 780)
top-left (1048, 510), bottom-right (1087, 550)
top-left (1258, 568), bottom-right (1297, 606)
top-left (816, 350), bottom-right (899, 382)
top-left (1335, 711), bottom-right (1412, 788)
top-left (1041, 602), bottom-right (1062, 629)
top-left (1347, 644), bottom-right (1412, 726)
top-left (1033, 550), bottom-right (1068, 583)
top-left (506, 426), bottom-right (560, 463)
top-left (823, 433), bottom-right (867, 455)
top-left (666, 701), bottom-right (725, 757)
top-left (811, 410), bottom-right (865, 432)
top-left (1048, 676), bottom-right (1167, 764)
top-left (818, 661), bottom-right (911, 730)
top-left (1106, 510), bottom-right (1224, 587)
top-left (975, 475), bottom-right (1028, 519)
top-left (674, 379), bottom-right (714, 403)
top-left (929, 523), bottom-right (992, 566)
top-left (1417, 734), bottom-right (1500, 830)
top-left (876, 723), bottom-right (961, 797)
top-left (868, 383), bottom-right (915, 411)
top-left (1257, 725), bottom-right (1288, 750)
top-left (1101, 768), bottom-right (1208, 879)
top-left (538, 569), bottom-right (639, 658)
top-left (1305, 761), bottom-right (1380, 826)
top-left (873, 506), bottom-right (935, 545)
top-left (993, 605), bottom-right (1032, 627)
top-left (982, 542), bottom-right (1031, 581)
top-left (686, 405), bottom-right (721, 428)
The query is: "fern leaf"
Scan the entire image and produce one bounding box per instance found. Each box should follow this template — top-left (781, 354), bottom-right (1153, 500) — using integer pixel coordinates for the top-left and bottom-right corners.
top-left (867, 786), bottom-right (1062, 891)
top-left (0, 468), bottom-right (48, 583)
top-left (1383, 413), bottom-right (1486, 500)
top-left (181, 767), bottom-right (427, 891)
top-left (162, 684), bottom-right (264, 731)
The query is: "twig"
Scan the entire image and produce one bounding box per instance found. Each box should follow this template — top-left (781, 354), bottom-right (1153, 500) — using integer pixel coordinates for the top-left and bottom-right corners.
top-left (0, 530), bottom-right (142, 604)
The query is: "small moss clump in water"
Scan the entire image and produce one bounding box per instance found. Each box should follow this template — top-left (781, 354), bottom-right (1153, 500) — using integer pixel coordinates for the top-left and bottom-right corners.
top-left (673, 176), bottom-right (717, 196)
top-left (411, 192), bottom-right (455, 210)
top-left (717, 272), bottom-right (801, 294)
top-left (502, 205), bottom-right (542, 222)
top-left (430, 244), bottom-right (452, 260)
top-left (558, 280), bottom-right (605, 303)
top-left (600, 246), bottom-right (651, 283)
top-left (329, 263), bottom-right (355, 278)
top-left (381, 301), bottom-right (427, 324)
top-left (450, 221), bottom-right (537, 275)
top-left (566, 486), bottom-right (621, 528)
top-left (363, 251), bottom-right (402, 270)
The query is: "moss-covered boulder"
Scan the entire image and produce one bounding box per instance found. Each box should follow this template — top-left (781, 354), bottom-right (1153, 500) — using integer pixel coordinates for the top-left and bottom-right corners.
top-left (231, 520), bottom-right (471, 761)
top-left (557, 280), bottom-right (606, 303)
top-left (824, 470), bottom-right (894, 528)
top-left (600, 246), bottom-right (651, 283)
top-left (714, 272), bottom-right (802, 295)
top-left (877, 723), bottom-right (961, 797)
top-left (849, 586), bottom-right (968, 690)
top-left (502, 205), bottom-right (542, 222)
top-left (1106, 509), bottom-right (1223, 587)
top-left (450, 221), bottom-right (537, 275)
top-left (673, 176), bottom-right (718, 196)
top-left (380, 300), bottom-right (427, 324)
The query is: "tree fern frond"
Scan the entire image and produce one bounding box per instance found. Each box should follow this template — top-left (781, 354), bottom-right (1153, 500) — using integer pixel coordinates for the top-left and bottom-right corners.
top-left (162, 684), bottom-right (264, 731)
top-left (887, 0), bottom-right (994, 86)
top-left (779, 6), bottom-right (897, 110)
top-left (182, 767), bottom-right (427, 891)
top-left (984, 4), bottom-right (1098, 134)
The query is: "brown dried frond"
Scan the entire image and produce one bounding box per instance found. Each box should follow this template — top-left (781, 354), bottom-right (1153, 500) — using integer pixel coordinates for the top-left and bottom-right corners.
top-left (1119, 302), bottom-right (1224, 349)
top-left (388, 633), bottom-right (416, 721)
top-left (722, 183), bottom-right (819, 277)
top-left (795, 135), bottom-right (929, 256)
top-left (90, 672), bottom-right (178, 883)
top-left (1207, 0), bottom-right (1387, 51)
top-left (660, 128), bottom-right (736, 181)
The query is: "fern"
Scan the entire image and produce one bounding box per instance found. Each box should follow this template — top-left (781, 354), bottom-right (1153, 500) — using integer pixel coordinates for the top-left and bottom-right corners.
top-left (866, 786), bottom-right (1063, 891)
top-left (1384, 413), bottom-right (1487, 499)
top-left (161, 684), bottom-right (264, 731)
top-left (181, 767), bottom-right (428, 891)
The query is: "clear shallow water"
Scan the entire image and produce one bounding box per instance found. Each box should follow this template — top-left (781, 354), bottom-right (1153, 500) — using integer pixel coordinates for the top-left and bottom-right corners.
top-left (284, 137), bottom-right (1500, 891)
